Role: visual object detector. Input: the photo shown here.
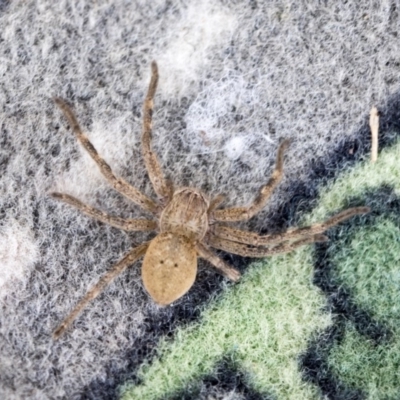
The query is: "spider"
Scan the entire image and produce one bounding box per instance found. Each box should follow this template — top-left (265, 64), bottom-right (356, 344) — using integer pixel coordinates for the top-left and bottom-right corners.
top-left (52, 62), bottom-right (369, 339)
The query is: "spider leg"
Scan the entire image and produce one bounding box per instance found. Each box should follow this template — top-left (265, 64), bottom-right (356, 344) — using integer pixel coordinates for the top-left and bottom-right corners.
top-left (212, 139), bottom-right (289, 222)
top-left (53, 242), bottom-right (149, 340)
top-left (207, 233), bottom-right (328, 258)
top-left (208, 194), bottom-right (226, 213)
top-left (141, 61), bottom-right (173, 201)
top-left (54, 97), bottom-right (159, 215)
top-left (51, 192), bottom-right (157, 231)
top-left (212, 206), bottom-right (370, 245)
top-left (196, 242), bottom-right (241, 281)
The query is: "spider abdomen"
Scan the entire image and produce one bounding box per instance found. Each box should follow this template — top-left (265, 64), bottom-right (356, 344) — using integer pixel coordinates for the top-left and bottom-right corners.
top-left (142, 232), bottom-right (197, 306)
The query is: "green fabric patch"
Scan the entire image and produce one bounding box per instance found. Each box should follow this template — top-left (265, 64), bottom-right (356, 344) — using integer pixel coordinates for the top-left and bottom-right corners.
top-left (120, 139), bottom-right (400, 399)
top-left (326, 206), bottom-right (400, 399)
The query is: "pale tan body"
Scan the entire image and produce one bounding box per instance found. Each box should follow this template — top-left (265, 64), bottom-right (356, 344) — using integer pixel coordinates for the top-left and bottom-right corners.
top-left (52, 62), bottom-right (369, 339)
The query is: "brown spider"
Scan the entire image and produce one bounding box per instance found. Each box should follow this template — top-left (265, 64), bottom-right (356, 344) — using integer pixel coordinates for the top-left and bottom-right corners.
top-left (52, 62), bottom-right (369, 339)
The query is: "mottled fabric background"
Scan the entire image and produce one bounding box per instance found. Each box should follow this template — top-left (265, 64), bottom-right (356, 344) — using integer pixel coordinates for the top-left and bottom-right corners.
top-left (1, 1), bottom-right (399, 399)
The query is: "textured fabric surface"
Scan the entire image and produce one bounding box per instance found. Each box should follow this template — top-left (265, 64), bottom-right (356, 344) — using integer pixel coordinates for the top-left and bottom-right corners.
top-left (1, 1), bottom-right (400, 399)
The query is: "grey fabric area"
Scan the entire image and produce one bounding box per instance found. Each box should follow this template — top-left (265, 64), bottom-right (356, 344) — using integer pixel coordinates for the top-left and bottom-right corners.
top-left (0, 1), bottom-right (399, 399)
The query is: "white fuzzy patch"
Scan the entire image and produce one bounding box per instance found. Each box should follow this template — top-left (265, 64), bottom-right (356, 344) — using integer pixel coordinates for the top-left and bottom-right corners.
top-left (157, 0), bottom-right (237, 96)
top-left (223, 136), bottom-right (247, 160)
top-left (53, 116), bottom-right (138, 199)
top-left (0, 221), bottom-right (38, 296)
top-left (184, 73), bottom-right (274, 159)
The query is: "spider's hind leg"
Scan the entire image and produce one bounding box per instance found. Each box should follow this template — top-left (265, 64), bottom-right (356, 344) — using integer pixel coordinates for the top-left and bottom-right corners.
top-left (196, 242), bottom-right (241, 281)
top-left (212, 206), bottom-right (370, 246)
top-left (208, 233), bottom-right (328, 258)
top-left (53, 242), bottom-right (149, 340)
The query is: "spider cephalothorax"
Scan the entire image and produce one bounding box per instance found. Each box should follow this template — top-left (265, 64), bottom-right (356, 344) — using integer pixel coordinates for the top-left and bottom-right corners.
top-left (52, 62), bottom-right (369, 339)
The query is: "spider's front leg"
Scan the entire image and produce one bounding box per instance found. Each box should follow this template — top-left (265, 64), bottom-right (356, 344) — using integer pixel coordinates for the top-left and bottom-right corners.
top-left (212, 139), bottom-right (289, 223)
top-left (141, 61), bottom-right (173, 202)
top-left (50, 192), bottom-right (157, 231)
top-left (54, 97), bottom-right (159, 215)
